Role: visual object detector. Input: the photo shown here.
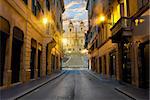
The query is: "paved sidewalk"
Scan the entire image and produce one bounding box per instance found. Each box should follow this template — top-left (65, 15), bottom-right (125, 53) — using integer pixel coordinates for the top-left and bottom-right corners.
top-left (115, 86), bottom-right (149, 100)
top-left (0, 70), bottom-right (66, 100)
top-left (87, 70), bottom-right (149, 100)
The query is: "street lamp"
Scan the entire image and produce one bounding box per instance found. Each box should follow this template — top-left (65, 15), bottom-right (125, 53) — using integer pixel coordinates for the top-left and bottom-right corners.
top-left (43, 17), bottom-right (48, 25)
top-left (99, 15), bottom-right (105, 22)
top-left (96, 15), bottom-right (112, 25)
top-left (95, 15), bottom-right (106, 25)
top-left (42, 17), bottom-right (50, 34)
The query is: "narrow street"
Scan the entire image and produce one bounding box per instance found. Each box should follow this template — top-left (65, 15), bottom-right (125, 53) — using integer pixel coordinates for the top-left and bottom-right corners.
top-left (0, 0), bottom-right (149, 100)
top-left (19, 70), bottom-right (131, 100)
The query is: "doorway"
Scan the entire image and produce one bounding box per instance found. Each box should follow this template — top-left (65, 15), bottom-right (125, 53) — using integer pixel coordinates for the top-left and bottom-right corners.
top-left (0, 32), bottom-right (8, 86)
top-left (30, 39), bottom-right (36, 79)
top-left (11, 27), bottom-right (24, 83)
top-left (99, 57), bottom-right (102, 74)
top-left (38, 50), bottom-right (41, 77)
top-left (0, 17), bottom-right (10, 86)
top-left (103, 55), bottom-right (107, 74)
top-left (30, 47), bottom-right (36, 79)
top-left (122, 43), bottom-right (132, 84)
top-left (109, 51), bottom-right (116, 78)
top-left (139, 41), bottom-right (149, 88)
top-left (51, 54), bottom-right (55, 71)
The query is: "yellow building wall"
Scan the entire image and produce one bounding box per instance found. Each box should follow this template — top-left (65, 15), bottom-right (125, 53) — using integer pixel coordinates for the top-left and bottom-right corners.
top-left (128, 0), bottom-right (138, 17)
top-left (0, 0), bottom-right (64, 87)
top-left (111, 3), bottom-right (121, 25)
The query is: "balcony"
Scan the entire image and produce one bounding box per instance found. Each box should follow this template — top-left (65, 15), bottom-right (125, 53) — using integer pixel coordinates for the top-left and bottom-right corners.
top-left (110, 17), bottom-right (132, 42)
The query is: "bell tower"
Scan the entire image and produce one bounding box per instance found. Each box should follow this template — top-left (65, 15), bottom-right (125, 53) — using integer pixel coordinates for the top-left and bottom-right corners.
top-left (80, 21), bottom-right (84, 32)
top-left (68, 21), bottom-right (74, 34)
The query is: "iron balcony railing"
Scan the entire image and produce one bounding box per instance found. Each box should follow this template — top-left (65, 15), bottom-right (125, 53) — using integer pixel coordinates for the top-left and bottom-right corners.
top-left (110, 17), bottom-right (132, 36)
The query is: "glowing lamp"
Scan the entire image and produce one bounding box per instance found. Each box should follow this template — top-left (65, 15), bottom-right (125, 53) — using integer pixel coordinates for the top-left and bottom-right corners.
top-left (99, 16), bottom-right (105, 22)
top-left (43, 17), bottom-right (48, 25)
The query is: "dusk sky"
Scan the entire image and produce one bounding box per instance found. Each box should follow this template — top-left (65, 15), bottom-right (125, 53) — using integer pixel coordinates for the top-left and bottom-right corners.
top-left (63, 0), bottom-right (88, 33)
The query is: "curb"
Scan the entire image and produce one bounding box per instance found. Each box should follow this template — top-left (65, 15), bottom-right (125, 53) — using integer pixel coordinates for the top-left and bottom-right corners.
top-left (13, 70), bottom-right (67, 100)
top-left (115, 87), bottom-right (136, 100)
top-left (86, 70), bottom-right (136, 100)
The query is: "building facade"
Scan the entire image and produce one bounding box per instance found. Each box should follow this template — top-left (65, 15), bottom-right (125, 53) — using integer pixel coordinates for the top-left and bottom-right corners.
top-left (86, 0), bottom-right (149, 88)
top-left (0, 0), bottom-right (64, 88)
top-left (63, 21), bottom-right (85, 54)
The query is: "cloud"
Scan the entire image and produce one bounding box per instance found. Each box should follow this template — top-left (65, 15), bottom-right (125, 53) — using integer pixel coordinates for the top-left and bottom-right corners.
top-left (65, 1), bottom-right (86, 12)
top-left (65, 1), bottom-right (80, 9)
top-left (66, 7), bottom-right (86, 12)
top-left (62, 13), bottom-right (74, 21)
top-left (74, 13), bottom-right (83, 18)
top-left (63, 0), bottom-right (88, 32)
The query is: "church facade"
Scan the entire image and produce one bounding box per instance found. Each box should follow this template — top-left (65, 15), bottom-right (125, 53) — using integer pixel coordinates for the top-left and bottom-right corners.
top-left (63, 21), bottom-right (85, 54)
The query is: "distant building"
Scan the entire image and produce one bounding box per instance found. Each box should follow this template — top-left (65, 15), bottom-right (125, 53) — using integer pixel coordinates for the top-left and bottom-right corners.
top-left (63, 21), bottom-right (85, 54)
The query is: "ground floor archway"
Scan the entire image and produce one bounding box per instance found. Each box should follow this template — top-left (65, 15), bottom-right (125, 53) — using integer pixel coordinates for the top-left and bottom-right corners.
top-left (109, 51), bottom-right (116, 78)
top-left (0, 16), bottom-right (10, 86)
top-left (38, 49), bottom-right (42, 77)
top-left (0, 32), bottom-right (8, 86)
top-left (11, 27), bottom-right (24, 84)
top-left (30, 39), bottom-right (37, 79)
